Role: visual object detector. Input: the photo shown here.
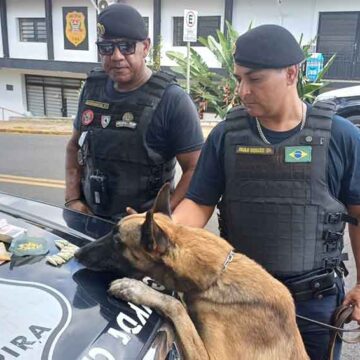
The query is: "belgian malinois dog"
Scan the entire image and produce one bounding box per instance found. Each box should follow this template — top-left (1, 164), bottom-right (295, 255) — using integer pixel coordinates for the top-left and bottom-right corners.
top-left (76, 184), bottom-right (308, 360)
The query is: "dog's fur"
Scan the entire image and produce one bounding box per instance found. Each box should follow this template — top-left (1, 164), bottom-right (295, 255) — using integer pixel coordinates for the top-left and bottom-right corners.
top-left (76, 184), bottom-right (309, 360)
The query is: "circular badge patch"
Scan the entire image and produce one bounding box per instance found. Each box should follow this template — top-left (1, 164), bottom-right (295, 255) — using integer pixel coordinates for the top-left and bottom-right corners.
top-left (122, 112), bottom-right (134, 123)
top-left (82, 110), bottom-right (94, 126)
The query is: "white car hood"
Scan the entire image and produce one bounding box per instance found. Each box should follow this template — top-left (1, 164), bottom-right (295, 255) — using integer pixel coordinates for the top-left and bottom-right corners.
top-left (316, 85), bottom-right (360, 101)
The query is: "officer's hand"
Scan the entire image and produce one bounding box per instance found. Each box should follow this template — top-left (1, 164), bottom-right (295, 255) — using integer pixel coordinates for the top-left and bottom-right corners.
top-left (343, 284), bottom-right (360, 324)
top-left (67, 200), bottom-right (93, 215)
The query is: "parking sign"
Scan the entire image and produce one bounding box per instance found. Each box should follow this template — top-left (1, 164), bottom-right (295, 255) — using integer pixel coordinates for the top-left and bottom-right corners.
top-left (183, 9), bottom-right (198, 43)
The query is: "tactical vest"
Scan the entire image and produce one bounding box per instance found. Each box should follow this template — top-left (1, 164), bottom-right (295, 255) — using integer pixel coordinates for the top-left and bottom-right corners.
top-left (77, 69), bottom-right (176, 219)
top-left (218, 101), bottom-right (350, 277)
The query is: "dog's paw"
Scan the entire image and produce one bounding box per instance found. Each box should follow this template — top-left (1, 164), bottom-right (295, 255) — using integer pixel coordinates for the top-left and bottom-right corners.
top-left (109, 278), bottom-right (153, 305)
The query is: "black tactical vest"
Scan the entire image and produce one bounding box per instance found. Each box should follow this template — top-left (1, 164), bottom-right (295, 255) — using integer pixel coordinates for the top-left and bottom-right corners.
top-left (77, 69), bottom-right (176, 219)
top-left (218, 101), bottom-right (349, 276)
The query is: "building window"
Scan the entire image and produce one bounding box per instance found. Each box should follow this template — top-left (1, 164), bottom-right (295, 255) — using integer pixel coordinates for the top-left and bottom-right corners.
top-left (25, 75), bottom-right (82, 117)
top-left (143, 17), bottom-right (149, 35)
top-left (19, 18), bottom-right (47, 42)
top-left (173, 16), bottom-right (221, 46)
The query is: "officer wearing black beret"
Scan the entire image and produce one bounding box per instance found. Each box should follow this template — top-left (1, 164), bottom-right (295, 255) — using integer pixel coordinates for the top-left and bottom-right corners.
top-left (65, 4), bottom-right (203, 220)
top-left (174, 24), bottom-right (360, 360)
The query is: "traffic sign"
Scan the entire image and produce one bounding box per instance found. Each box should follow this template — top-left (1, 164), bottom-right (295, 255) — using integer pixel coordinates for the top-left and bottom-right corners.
top-left (183, 9), bottom-right (198, 43)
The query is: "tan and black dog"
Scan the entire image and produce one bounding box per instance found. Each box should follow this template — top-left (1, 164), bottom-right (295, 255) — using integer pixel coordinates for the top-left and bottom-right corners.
top-left (76, 184), bottom-right (309, 360)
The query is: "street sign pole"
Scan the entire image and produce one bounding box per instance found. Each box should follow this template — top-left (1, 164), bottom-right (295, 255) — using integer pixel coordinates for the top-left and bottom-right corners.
top-left (186, 42), bottom-right (191, 94)
top-left (183, 9), bottom-right (198, 95)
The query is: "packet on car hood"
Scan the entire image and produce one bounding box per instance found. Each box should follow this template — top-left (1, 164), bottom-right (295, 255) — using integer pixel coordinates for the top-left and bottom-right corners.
top-left (0, 218), bottom-right (26, 243)
top-left (0, 242), bottom-right (11, 264)
top-left (9, 234), bottom-right (49, 256)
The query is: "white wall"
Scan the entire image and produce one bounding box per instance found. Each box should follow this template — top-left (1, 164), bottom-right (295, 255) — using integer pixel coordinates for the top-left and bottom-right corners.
top-left (233, 0), bottom-right (360, 47)
top-left (126, 0), bottom-right (154, 41)
top-left (0, 70), bottom-right (26, 120)
top-left (0, 13), bottom-right (3, 57)
top-left (161, 0), bottom-right (225, 67)
top-left (6, 0), bottom-right (48, 60)
top-left (52, 0), bottom-right (98, 62)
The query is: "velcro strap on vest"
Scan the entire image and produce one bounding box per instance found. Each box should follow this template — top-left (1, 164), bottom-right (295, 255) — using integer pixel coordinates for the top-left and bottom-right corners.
top-left (306, 100), bottom-right (336, 131)
top-left (225, 106), bottom-right (247, 121)
top-left (326, 212), bottom-right (358, 226)
top-left (148, 71), bottom-right (176, 89)
top-left (87, 67), bottom-right (108, 80)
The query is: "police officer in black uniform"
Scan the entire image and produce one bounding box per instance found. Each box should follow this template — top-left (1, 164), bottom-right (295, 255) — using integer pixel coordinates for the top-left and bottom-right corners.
top-left (173, 24), bottom-right (360, 359)
top-left (65, 4), bottom-right (203, 220)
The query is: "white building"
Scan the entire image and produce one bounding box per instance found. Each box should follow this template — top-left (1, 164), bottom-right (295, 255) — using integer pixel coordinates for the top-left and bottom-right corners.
top-left (0, 0), bottom-right (360, 119)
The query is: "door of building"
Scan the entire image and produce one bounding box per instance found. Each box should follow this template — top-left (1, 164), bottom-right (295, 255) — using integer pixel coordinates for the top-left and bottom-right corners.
top-left (317, 12), bottom-right (360, 80)
top-left (26, 75), bottom-right (82, 118)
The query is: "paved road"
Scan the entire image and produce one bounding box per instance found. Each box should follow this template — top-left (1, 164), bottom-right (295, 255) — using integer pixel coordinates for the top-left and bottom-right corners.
top-left (0, 132), bottom-right (358, 359)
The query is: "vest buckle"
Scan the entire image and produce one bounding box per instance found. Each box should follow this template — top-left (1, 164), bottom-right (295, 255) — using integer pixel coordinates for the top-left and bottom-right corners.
top-left (322, 257), bottom-right (340, 269)
top-left (323, 241), bottom-right (339, 252)
top-left (326, 212), bottom-right (342, 224)
top-left (323, 230), bottom-right (343, 242)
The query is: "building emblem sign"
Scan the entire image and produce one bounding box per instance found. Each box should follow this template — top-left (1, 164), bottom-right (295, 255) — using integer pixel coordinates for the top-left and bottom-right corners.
top-left (63, 7), bottom-right (89, 50)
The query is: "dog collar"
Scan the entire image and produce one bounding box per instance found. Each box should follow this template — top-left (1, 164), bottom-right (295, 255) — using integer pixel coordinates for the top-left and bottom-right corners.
top-left (222, 250), bottom-right (235, 271)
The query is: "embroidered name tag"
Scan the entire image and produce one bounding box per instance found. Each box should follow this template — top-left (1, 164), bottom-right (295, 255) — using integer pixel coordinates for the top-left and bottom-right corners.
top-left (85, 100), bottom-right (110, 109)
top-left (285, 146), bottom-right (312, 162)
top-left (236, 146), bottom-right (274, 155)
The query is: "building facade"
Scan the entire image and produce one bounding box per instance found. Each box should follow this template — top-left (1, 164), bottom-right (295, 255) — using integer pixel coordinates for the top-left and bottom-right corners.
top-left (1, 0), bottom-right (360, 119)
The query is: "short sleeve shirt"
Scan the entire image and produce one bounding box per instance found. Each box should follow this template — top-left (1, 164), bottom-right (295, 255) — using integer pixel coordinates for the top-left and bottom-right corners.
top-left (186, 109), bottom-right (360, 207)
top-left (74, 77), bottom-right (204, 159)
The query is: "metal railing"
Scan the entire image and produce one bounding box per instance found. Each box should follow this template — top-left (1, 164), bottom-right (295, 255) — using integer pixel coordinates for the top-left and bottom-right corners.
top-left (0, 106), bottom-right (25, 120)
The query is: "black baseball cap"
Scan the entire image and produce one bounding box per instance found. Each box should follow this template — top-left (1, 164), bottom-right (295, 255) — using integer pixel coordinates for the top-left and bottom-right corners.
top-left (97, 3), bottom-right (148, 40)
top-left (234, 24), bottom-right (305, 69)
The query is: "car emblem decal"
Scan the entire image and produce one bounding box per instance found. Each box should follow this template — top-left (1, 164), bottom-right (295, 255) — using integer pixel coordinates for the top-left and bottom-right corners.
top-left (101, 115), bottom-right (111, 128)
top-left (81, 110), bottom-right (94, 126)
top-left (0, 278), bottom-right (72, 359)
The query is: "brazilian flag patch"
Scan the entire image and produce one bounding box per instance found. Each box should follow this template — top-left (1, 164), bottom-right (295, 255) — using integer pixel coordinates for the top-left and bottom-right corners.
top-left (285, 146), bottom-right (312, 163)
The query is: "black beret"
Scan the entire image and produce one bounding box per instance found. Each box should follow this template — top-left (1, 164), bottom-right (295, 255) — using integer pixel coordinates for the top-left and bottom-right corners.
top-left (97, 4), bottom-right (147, 40)
top-left (234, 24), bottom-right (305, 69)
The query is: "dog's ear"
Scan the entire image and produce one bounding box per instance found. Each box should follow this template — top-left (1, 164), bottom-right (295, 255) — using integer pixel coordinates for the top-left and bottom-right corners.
top-left (141, 210), bottom-right (170, 255)
top-left (152, 183), bottom-right (171, 217)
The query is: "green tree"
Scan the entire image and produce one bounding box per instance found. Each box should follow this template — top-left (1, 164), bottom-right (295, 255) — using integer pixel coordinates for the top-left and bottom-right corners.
top-left (166, 22), bottom-right (335, 118)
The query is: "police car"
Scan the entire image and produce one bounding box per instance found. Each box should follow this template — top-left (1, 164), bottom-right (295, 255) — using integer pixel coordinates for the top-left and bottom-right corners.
top-left (0, 192), bottom-right (179, 360)
top-left (315, 85), bottom-right (360, 129)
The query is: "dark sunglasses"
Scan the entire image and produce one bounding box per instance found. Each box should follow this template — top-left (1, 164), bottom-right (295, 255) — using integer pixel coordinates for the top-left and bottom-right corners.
top-left (96, 40), bottom-right (137, 56)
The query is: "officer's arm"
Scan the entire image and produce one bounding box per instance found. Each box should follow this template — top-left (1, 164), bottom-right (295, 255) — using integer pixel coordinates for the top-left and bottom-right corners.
top-left (170, 150), bottom-right (201, 211)
top-left (343, 204), bottom-right (360, 322)
top-left (348, 205), bottom-right (360, 283)
top-left (65, 130), bottom-right (91, 213)
top-left (172, 198), bottom-right (214, 228)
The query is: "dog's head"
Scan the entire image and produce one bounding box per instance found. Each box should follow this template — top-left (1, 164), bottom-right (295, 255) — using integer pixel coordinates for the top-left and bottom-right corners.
top-left (74, 183), bottom-right (173, 277)
top-left (114, 183), bottom-right (175, 274)
top-left (74, 227), bottom-right (136, 276)
top-left (77, 183), bottom-right (232, 292)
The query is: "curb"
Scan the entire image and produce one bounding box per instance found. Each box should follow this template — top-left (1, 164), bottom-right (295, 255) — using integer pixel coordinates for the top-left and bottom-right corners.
top-left (0, 128), bottom-right (72, 135)
top-left (0, 123), bottom-right (219, 136)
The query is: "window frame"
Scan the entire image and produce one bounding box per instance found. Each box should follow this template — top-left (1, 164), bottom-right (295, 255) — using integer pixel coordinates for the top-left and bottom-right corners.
top-left (19, 18), bottom-right (47, 43)
top-left (173, 15), bottom-right (221, 47)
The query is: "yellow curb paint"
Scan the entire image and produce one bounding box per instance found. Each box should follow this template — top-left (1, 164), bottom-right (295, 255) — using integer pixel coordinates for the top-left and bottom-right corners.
top-left (0, 174), bottom-right (64, 184)
top-left (0, 174), bottom-right (65, 189)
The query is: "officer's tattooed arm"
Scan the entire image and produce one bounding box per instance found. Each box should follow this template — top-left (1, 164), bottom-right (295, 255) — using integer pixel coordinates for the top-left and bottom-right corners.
top-left (170, 150), bottom-right (201, 211)
top-left (65, 129), bottom-right (92, 214)
top-left (343, 204), bottom-right (360, 324)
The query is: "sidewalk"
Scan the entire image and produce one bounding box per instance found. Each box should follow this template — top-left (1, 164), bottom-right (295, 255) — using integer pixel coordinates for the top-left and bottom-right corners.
top-left (0, 119), bottom-right (73, 135)
top-left (0, 114), bottom-right (220, 137)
